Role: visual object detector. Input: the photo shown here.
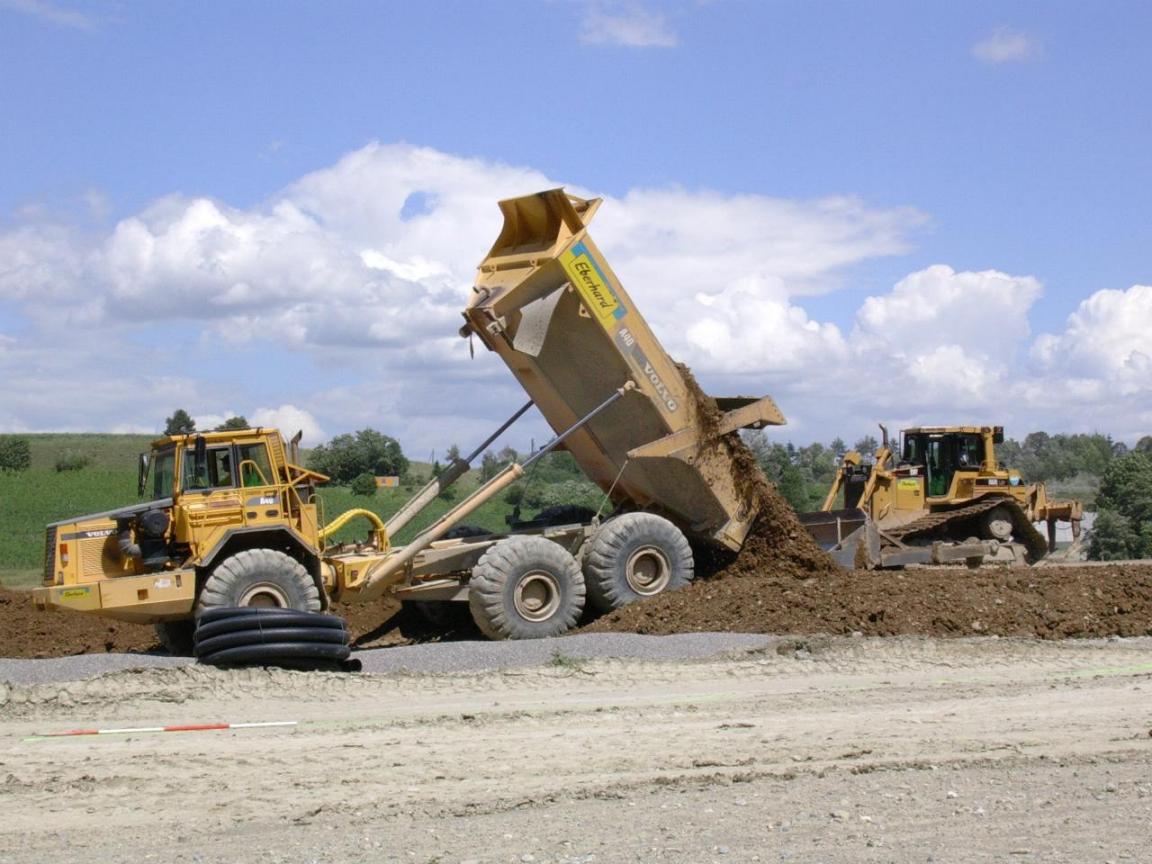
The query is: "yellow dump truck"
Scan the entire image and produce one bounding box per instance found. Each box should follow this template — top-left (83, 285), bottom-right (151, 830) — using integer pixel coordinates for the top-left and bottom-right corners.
top-left (800, 425), bottom-right (1084, 568)
top-left (35, 189), bottom-right (784, 650)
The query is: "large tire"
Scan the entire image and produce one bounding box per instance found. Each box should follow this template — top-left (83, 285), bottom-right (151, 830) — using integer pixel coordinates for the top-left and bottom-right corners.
top-left (154, 620), bottom-right (196, 656)
top-left (582, 512), bottom-right (693, 613)
top-left (468, 535), bottom-right (585, 640)
top-left (196, 549), bottom-right (321, 616)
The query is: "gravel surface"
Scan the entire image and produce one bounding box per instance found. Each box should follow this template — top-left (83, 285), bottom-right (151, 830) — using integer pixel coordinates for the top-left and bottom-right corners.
top-left (0, 631), bottom-right (773, 685)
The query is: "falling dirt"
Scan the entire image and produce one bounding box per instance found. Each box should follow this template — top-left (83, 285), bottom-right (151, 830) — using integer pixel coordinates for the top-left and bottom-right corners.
top-left (674, 362), bottom-right (837, 582)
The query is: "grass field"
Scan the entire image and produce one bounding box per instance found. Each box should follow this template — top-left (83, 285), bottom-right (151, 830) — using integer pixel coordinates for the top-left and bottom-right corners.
top-left (0, 434), bottom-right (597, 590)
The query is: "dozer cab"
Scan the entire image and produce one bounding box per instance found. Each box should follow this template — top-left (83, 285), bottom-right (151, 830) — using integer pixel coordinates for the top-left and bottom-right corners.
top-left (800, 425), bottom-right (1083, 568)
top-left (35, 188), bottom-right (785, 650)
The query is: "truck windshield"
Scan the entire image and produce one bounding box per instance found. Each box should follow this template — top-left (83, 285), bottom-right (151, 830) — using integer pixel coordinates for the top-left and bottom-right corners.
top-left (151, 447), bottom-right (176, 499)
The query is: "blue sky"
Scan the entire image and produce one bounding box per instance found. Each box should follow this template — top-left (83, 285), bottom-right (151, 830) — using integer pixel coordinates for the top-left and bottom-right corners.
top-left (1, 0), bottom-right (1150, 450)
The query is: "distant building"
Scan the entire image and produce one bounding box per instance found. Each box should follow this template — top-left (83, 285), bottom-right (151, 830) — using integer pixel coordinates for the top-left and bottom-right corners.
top-left (375, 475), bottom-right (400, 488)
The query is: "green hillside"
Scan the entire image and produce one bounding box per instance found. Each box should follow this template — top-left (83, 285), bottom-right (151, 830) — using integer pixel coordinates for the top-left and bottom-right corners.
top-left (0, 433), bottom-right (603, 590)
top-left (23, 433), bottom-right (155, 471)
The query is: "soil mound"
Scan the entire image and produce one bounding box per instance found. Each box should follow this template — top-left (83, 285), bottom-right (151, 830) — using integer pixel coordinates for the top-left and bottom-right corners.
top-left (583, 563), bottom-right (1152, 639)
top-left (5, 563), bottom-right (1152, 659)
top-left (0, 586), bottom-right (158, 658)
top-left (0, 587), bottom-right (413, 659)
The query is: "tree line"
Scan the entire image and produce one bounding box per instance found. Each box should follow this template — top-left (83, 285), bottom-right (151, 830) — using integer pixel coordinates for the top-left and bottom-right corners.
top-left (4, 409), bottom-right (1150, 562)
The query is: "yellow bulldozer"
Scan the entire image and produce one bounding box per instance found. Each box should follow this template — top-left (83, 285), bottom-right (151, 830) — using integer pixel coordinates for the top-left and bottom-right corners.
top-left (800, 425), bottom-right (1083, 568)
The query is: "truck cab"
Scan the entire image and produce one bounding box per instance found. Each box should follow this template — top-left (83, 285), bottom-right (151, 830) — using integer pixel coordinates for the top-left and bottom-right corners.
top-left (34, 428), bottom-right (326, 624)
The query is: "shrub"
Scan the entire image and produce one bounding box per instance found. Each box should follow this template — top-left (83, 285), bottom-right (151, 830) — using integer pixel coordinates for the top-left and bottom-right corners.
top-left (54, 454), bottom-right (91, 472)
top-left (308, 429), bottom-right (409, 484)
top-left (350, 472), bottom-right (378, 497)
top-left (1089, 452), bottom-right (1152, 560)
top-left (164, 409), bottom-right (196, 436)
top-left (0, 436), bottom-right (31, 473)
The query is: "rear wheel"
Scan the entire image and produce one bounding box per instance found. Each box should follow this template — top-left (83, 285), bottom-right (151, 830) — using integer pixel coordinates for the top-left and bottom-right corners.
top-left (468, 535), bottom-right (584, 640)
top-left (196, 549), bottom-right (321, 616)
top-left (583, 513), bottom-right (693, 612)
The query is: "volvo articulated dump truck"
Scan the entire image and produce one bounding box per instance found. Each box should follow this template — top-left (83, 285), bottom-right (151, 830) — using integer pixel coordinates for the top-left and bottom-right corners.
top-left (35, 189), bottom-right (785, 649)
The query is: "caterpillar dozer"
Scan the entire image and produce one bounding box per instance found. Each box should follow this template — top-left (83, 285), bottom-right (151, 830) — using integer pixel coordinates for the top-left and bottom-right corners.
top-left (800, 425), bottom-right (1084, 568)
top-left (34, 188), bottom-right (784, 650)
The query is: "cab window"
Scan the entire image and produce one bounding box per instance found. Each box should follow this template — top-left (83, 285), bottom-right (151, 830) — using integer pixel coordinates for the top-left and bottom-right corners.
top-left (237, 442), bottom-right (273, 487)
top-left (152, 447), bottom-right (176, 499)
top-left (184, 445), bottom-right (236, 490)
top-left (902, 435), bottom-right (925, 465)
top-left (957, 435), bottom-right (982, 469)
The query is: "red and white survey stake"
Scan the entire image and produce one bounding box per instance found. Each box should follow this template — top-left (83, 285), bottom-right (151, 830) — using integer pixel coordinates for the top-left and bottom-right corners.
top-left (31, 720), bottom-right (297, 738)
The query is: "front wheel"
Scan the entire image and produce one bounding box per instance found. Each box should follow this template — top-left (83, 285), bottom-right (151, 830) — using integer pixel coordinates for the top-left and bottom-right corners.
top-left (196, 548), bottom-right (321, 616)
top-left (468, 535), bottom-right (585, 640)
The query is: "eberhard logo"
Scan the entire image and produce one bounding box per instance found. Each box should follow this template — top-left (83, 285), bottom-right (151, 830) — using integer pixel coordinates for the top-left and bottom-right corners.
top-left (561, 241), bottom-right (626, 324)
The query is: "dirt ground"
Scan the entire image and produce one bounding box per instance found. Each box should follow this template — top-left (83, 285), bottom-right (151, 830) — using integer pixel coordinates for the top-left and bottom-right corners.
top-left (5, 560), bottom-right (1152, 658)
top-left (2, 636), bottom-right (1151, 863)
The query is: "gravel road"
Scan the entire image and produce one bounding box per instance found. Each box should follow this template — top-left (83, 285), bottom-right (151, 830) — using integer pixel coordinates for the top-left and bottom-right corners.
top-left (3, 635), bottom-right (1151, 864)
top-left (0, 632), bottom-right (774, 685)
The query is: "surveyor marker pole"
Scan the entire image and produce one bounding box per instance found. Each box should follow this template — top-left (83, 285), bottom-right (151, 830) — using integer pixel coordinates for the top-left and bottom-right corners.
top-left (26, 720), bottom-right (297, 741)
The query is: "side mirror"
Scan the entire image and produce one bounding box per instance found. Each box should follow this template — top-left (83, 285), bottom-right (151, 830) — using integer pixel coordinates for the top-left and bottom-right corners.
top-left (992, 426), bottom-right (1004, 444)
top-left (138, 453), bottom-right (150, 497)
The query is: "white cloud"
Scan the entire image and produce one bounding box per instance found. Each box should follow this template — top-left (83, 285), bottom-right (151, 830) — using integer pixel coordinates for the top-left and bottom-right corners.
top-left (250, 405), bottom-right (326, 443)
top-left (1, 141), bottom-right (1145, 452)
top-left (1031, 285), bottom-right (1152, 383)
top-left (972, 26), bottom-right (1040, 65)
top-left (0, 0), bottom-right (94, 30)
top-left (681, 274), bottom-right (848, 374)
top-left (580, 1), bottom-right (678, 48)
top-left (854, 265), bottom-right (1041, 365)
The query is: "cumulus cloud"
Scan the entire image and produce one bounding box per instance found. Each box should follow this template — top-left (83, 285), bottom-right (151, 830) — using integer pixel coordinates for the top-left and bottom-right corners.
top-left (579, 1), bottom-right (678, 48)
top-left (854, 265), bottom-right (1041, 364)
top-left (0, 141), bottom-right (1143, 450)
top-left (0, 142), bottom-right (926, 446)
top-left (972, 26), bottom-right (1040, 64)
top-left (1031, 285), bottom-right (1152, 383)
top-left (250, 405), bottom-right (326, 443)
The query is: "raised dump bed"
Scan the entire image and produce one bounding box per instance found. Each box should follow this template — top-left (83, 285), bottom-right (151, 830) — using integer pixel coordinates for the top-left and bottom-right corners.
top-left (463, 189), bottom-right (785, 551)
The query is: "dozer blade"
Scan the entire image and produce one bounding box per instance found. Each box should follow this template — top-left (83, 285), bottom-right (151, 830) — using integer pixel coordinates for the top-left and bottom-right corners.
top-left (798, 508), bottom-right (878, 569)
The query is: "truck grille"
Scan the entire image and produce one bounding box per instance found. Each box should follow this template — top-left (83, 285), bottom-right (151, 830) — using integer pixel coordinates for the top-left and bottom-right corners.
top-left (43, 526), bottom-right (58, 585)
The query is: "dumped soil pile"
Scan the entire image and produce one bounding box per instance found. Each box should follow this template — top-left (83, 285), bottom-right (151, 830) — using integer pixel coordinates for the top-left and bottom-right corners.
top-left (5, 564), bottom-right (1152, 658)
top-left (0, 586), bottom-right (158, 658)
top-left (584, 563), bottom-right (1152, 639)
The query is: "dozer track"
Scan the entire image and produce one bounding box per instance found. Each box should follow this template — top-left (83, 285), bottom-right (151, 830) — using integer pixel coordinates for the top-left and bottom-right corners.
top-left (885, 497), bottom-right (1050, 564)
